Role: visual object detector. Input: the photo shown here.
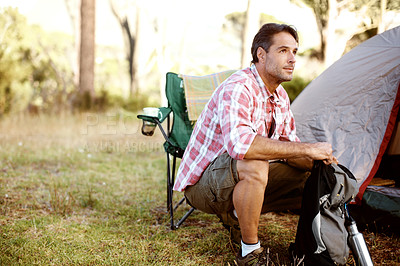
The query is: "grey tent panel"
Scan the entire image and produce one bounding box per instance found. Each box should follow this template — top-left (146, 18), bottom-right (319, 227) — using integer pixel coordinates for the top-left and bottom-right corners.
top-left (292, 26), bottom-right (400, 202)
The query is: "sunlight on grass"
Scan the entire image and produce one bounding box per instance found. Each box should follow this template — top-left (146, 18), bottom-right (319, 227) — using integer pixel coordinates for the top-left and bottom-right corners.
top-left (1, 114), bottom-right (399, 265)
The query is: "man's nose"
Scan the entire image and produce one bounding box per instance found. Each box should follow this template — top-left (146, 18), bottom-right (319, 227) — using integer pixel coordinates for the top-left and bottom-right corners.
top-left (288, 52), bottom-right (296, 63)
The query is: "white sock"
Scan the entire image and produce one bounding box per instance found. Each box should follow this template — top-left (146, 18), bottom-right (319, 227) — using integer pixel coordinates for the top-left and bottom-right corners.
top-left (241, 240), bottom-right (261, 257)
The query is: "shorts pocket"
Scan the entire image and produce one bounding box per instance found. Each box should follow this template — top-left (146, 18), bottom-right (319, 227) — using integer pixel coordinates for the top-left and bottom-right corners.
top-left (189, 153), bottom-right (238, 214)
top-left (205, 160), bottom-right (237, 213)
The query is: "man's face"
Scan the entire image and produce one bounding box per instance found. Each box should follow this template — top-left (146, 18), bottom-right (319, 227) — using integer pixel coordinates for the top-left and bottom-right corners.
top-left (258, 32), bottom-right (298, 85)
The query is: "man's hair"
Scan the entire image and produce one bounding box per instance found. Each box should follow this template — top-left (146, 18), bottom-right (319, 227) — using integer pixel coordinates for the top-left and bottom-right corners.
top-left (251, 23), bottom-right (298, 64)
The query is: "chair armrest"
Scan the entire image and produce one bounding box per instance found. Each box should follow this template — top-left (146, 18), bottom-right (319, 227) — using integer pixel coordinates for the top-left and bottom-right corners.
top-left (136, 107), bottom-right (172, 123)
top-left (137, 107), bottom-right (174, 146)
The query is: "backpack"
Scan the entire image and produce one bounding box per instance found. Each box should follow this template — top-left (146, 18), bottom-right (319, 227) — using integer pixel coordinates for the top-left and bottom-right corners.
top-left (290, 160), bottom-right (358, 265)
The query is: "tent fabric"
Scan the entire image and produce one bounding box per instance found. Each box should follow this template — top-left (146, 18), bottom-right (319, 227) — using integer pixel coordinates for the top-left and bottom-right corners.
top-left (291, 26), bottom-right (400, 204)
top-left (348, 186), bottom-right (400, 233)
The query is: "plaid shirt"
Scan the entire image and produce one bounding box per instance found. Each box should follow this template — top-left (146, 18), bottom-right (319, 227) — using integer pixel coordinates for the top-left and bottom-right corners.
top-left (174, 64), bottom-right (300, 192)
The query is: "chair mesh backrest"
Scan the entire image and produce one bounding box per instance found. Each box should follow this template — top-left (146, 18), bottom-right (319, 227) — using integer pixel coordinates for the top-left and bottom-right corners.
top-left (164, 72), bottom-right (195, 157)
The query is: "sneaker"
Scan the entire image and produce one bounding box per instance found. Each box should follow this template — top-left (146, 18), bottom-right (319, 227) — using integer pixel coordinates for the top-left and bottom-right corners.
top-left (217, 211), bottom-right (241, 244)
top-left (235, 247), bottom-right (273, 266)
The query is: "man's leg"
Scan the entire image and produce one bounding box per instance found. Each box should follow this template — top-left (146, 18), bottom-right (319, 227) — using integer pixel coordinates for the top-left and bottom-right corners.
top-left (261, 161), bottom-right (310, 213)
top-left (233, 159), bottom-right (269, 244)
top-left (184, 153), bottom-right (239, 215)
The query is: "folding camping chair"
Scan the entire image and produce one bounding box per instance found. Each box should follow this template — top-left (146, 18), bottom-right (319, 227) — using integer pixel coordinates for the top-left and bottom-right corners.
top-left (137, 70), bottom-right (235, 229)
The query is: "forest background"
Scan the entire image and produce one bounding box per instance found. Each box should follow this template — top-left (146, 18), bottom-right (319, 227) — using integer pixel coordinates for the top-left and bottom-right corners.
top-left (1, 0), bottom-right (399, 115)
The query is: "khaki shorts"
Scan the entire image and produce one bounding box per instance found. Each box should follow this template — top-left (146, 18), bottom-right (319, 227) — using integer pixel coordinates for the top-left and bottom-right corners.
top-left (184, 153), bottom-right (310, 214)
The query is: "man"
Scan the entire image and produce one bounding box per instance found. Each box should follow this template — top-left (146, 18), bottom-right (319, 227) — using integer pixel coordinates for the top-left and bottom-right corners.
top-left (174, 23), bottom-right (337, 265)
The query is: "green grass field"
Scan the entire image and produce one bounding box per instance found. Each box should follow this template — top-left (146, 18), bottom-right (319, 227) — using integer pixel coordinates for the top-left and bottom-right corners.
top-left (1, 113), bottom-right (399, 265)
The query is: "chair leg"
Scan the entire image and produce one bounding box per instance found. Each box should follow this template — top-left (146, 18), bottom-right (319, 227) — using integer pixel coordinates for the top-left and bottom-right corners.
top-left (173, 197), bottom-right (186, 211)
top-left (170, 154), bottom-right (178, 229)
top-left (175, 207), bottom-right (195, 229)
top-left (166, 153), bottom-right (174, 229)
top-left (166, 153), bottom-right (195, 230)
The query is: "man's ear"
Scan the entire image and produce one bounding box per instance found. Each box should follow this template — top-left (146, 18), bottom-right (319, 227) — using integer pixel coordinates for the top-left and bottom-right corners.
top-left (257, 47), bottom-right (265, 63)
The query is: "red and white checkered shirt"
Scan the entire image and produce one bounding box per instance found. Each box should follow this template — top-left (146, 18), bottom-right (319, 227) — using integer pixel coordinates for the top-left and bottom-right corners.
top-left (174, 64), bottom-right (300, 192)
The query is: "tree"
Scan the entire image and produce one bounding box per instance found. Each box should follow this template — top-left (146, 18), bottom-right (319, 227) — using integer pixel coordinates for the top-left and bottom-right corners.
top-left (63, 0), bottom-right (81, 89)
top-left (223, 11), bottom-right (283, 68)
top-left (79, 0), bottom-right (96, 108)
top-left (109, 0), bottom-right (140, 97)
top-left (291, 0), bottom-right (400, 68)
top-left (241, 0), bottom-right (259, 68)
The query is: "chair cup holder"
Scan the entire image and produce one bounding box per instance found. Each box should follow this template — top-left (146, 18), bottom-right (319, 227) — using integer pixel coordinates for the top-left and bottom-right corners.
top-left (141, 121), bottom-right (156, 136)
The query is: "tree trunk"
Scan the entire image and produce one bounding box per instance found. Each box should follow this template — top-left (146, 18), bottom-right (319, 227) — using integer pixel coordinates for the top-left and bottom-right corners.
top-left (323, 0), bottom-right (338, 69)
top-left (241, 0), bottom-right (259, 68)
top-left (79, 0), bottom-right (95, 108)
top-left (378, 0), bottom-right (387, 34)
top-left (109, 0), bottom-right (140, 98)
top-left (131, 7), bottom-right (140, 97)
top-left (64, 0), bottom-right (81, 89)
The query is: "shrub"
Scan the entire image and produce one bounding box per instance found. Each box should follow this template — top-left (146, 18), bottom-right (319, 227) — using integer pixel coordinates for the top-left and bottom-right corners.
top-left (282, 76), bottom-right (311, 102)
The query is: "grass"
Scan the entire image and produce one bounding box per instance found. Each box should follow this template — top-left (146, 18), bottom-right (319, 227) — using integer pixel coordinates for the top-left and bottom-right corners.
top-left (1, 113), bottom-right (399, 265)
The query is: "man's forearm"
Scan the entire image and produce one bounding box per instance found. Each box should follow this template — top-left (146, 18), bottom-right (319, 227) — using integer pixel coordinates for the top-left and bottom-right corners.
top-left (244, 135), bottom-right (313, 161)
top-left (244, 135), bottom-right (337, 165)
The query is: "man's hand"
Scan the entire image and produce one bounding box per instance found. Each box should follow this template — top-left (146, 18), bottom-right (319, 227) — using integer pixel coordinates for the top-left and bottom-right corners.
top-left (308, 142), bottom-right (338, 165)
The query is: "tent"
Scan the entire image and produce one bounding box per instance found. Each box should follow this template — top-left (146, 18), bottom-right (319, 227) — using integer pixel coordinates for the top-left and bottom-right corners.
top-left (291, 26), bottom-right (400, 205)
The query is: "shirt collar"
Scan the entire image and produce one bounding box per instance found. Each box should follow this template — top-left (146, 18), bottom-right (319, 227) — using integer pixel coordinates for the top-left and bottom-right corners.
top-left (250, 64), bottom-right (283, 104)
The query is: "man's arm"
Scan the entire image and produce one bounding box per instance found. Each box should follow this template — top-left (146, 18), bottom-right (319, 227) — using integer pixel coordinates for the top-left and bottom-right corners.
top-left (244, 135), bottom-right (338, 165)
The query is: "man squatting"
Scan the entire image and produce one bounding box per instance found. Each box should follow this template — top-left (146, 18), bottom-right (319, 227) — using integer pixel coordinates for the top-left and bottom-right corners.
top-left (174, 23), bottom-right (338, 265)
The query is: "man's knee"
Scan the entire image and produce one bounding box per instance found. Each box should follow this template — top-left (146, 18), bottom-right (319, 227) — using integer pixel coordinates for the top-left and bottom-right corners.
top-left (236, 159), bottom-right (269, 187)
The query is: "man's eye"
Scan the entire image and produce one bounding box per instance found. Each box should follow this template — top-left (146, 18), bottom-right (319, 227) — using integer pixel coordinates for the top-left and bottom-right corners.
top-left (280, 50), bottom-right (286, 53)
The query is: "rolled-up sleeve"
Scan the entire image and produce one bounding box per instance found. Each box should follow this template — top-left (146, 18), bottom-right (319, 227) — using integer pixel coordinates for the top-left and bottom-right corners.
top-left (219, 83), bottom-right (257, 160)
top-left (279, 99), bottom-right (300, 143)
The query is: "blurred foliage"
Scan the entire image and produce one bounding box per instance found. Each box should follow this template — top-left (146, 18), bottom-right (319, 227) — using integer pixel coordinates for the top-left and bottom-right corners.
top-left (291, 0), bottom-right (400, 62)
top-left (347, 0), bottom-right (399, 15)
top-left (0, 7), bottom-right (75, 115)
top-left (344, 27), bottom-right (378, 54)
top-left (282, 75), bottom-right (311, 103)
top-left (0, 7), bottom-right (149, 116)
top-left (292, 0), bottom-right (399, 31)
top-left (0, 7), bottom-right (33, 115)
top-left (223, 12), bottom-right (285, 39)
top-left (81, 90), bottom-right (153, 113)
